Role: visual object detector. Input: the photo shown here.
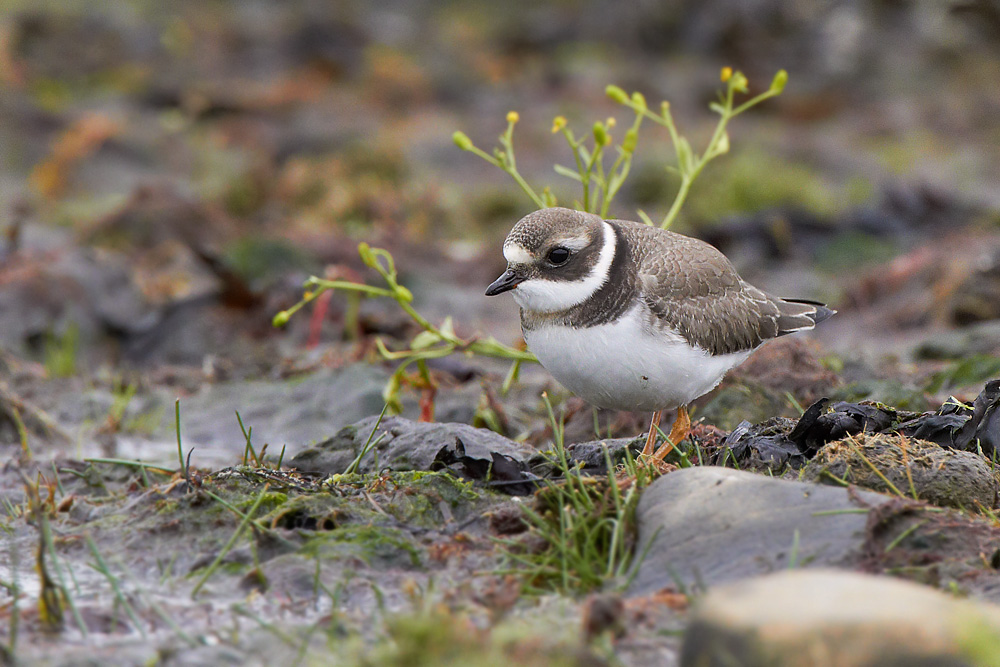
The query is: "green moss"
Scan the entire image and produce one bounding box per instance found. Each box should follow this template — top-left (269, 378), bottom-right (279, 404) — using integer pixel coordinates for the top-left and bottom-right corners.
top-left (358, 608), bottom-right (590, 666)
top-left (262, 493), bottom-right (366, 531)
top-left (334, 471), bottom-right (486, 527)
top-left (239, 491), bottom-right (288, 516)
top-left (154, 498), bottom-right (181, 515)
top-left (405, 471), bottom-right (481, 506)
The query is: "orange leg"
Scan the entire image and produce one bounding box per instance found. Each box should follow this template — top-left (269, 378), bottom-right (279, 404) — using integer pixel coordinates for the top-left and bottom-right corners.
top-left (652, 405), bottom-right (690, 461)
top-left (641, 410), bottom-right (662, 457)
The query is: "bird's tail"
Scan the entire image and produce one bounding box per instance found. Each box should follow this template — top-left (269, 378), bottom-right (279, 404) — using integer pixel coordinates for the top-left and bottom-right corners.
top-left (774, 298), bottom-right (835, 336)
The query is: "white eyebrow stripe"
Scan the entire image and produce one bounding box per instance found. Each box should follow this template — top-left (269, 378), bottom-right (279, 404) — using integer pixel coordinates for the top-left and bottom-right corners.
top-left (556, 236), bottom-right (591, 252)
top-left (503, 243), bottom-right (532, 264)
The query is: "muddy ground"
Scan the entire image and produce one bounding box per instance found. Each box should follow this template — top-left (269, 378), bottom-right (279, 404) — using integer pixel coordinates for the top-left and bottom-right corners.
top-left (2, 1), bottom-right (1000, 665)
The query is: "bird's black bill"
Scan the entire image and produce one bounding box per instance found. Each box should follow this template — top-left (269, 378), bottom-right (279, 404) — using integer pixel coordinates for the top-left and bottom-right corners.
top-left (485, 268), bottom-right (525, 296)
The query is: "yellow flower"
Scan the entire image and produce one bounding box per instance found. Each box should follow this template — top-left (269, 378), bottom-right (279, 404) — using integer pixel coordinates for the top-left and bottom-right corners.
top-left (506, 111), bottom-right (520, 124)
top-left (551, 116), bottom-right (567, 133)
top-left (605, 117), bottom-right (617, 128)
top-left (721, 66), bottom-right (733, 82)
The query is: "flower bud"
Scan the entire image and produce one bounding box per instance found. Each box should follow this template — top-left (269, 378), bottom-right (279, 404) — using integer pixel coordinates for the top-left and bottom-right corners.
top-left (770, 69), bottom-right (788, 94)
top-left (716, 131), bottom-right (729, 155)
top-left (452, 131), bottom-right (473, 151)
top-left (551, 116), bottom-right (567, 133)
top-left (506, 111), bottom-right (520, 124)
top-left (272, 311), bottom-right (290, 327)
top-left (732, 72), bottom-right (749, 93)
top-left (605, 85), bottom-right (629, 104)
top-left (593, 122), bottom-right (609, 146)
top-left (622, 128), bottom-right (638, 153)
top-left (720, 66), bottom-right (733, 82)
top-left (630, 92), bottom-right (646, 112)
top-left (358, 242), bottom-right (375, 267)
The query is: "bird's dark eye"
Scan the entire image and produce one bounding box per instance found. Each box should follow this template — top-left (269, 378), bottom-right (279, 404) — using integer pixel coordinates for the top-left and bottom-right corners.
top-left (547, 247), bottom-right (571, 265)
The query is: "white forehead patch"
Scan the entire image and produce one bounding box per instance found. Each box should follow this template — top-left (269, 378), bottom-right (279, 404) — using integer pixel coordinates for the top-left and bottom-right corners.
top-left (503, 243), bottom-right (532, 264)
top-left (511, 221), bottom-right (617, 313)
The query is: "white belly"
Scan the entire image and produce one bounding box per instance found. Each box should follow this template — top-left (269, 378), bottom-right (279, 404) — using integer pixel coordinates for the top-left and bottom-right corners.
top-left (524, 307), bottom-right (752, 412)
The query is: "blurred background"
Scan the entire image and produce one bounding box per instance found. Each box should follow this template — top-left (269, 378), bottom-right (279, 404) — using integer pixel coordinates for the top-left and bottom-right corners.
top-left (1, 0), bottom-right (1000, 463)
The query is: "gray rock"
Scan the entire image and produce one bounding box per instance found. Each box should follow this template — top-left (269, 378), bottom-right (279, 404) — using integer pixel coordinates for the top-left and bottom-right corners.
top-left (171, 365), bottom-right (389, 467)
top-left (800, 433), bottom-right (998, 509)
top-left (628, 467), bottom-right (892, 595)
top-left (681, 569), bottom-right (1000, 667)
top-left (563, 437), bottom-right (642, 472)
top-left (289, 415), bottom-right (536, 482)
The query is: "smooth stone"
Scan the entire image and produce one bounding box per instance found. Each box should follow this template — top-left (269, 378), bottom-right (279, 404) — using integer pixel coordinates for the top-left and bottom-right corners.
top-left (289, 415), bottom-right (535, 478)
top-left (176, 365), bottom-right (389, 465)
top-left (628, 467), bottom-right (892, 595)
top-left (681, 569), bottom-right (1000, 666)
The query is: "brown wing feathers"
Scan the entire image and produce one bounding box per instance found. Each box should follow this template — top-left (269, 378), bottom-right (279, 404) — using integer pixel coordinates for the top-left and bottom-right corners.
top-left (615, 218), bottom-right (834, 356)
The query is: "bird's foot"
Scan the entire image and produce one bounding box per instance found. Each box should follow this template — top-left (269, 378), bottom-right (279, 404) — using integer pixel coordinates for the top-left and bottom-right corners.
top-left (638, 406), bottom-right (691, 467)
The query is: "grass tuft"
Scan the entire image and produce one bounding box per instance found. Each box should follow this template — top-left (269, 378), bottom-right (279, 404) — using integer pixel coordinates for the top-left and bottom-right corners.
top-left (497, 394), bottom-right (657, 594)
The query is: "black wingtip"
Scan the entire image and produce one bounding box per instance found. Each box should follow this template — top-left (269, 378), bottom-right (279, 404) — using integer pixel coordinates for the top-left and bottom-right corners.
top-left (775, 298), bottom-right (835, 336)
top-left (811, 304), bottom-right (836, 325)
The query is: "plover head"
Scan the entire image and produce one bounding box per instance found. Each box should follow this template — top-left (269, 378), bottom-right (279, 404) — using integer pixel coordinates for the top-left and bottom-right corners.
top-left (485, 207), bottom-right (617, 313)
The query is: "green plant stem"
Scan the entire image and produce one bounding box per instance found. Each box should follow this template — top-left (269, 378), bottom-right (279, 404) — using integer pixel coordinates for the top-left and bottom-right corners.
top-left (884, 520), bottom-right (928, 553)
top-left (174, 400), bottom-right (187, 481)
top-left (500, 122), bottom-right (547, 208)
top-left (85, 535), bottom-right (147, 639)
top-left (191, 484), bottom-right (270, 598)
top-left (561, 130), bottom-right (589, 208)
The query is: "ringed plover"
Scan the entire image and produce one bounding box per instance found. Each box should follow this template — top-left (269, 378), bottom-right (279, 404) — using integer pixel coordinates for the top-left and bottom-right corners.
top-left (486, 207), bottom-right (834, 461)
